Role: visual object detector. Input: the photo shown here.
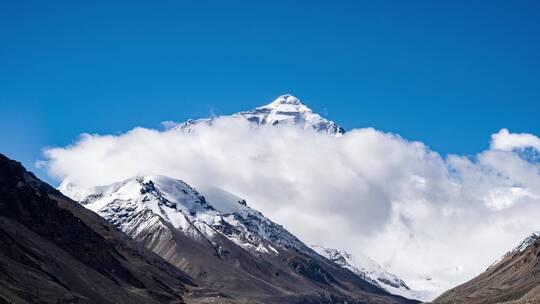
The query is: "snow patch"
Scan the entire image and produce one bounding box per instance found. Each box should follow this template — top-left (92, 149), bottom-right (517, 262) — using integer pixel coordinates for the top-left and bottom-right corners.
top-left (311, 245), bottom-right (432, 301)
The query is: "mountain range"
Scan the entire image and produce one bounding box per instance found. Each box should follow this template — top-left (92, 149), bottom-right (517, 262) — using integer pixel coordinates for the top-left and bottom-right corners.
top-left (0, 95), bottom-right (419, 303)
top-left (59, 173), bottom-right (417, 303)
top-left (2, 94), bottom-right (538, 303)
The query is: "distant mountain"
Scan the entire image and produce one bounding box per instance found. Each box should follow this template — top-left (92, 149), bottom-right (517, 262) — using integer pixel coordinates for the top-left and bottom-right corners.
top-left (434, 232), bottom-right (540, 304)
top-left (311, 246), bottom-right (429, 301)
top-left (0, 154), bottom-right (199, 304)
top-left (171, 94), bottom-right (345, 135)
top-left (61, 175), bottom-right (418, 304)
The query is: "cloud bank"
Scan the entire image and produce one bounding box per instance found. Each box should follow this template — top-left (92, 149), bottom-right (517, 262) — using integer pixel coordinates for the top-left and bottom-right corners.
top-left (43, 118), bottom-right (540, 297)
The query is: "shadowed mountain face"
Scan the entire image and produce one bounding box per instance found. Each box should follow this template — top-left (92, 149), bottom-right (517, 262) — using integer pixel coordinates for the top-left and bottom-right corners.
top-left (434, 233), bottom-right (540, 304)
top-left (0, 154), bottom-right (199, 304)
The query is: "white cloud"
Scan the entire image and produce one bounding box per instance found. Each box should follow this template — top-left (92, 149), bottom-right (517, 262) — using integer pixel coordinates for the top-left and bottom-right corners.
top-left (43, 120), bottom-right (540, 298)
top-left (491, 128), bottom-right (540, 151)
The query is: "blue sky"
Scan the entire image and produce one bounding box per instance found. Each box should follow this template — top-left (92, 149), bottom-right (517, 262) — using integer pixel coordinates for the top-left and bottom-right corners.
top-left (1, 0), bottom-right (539, 182)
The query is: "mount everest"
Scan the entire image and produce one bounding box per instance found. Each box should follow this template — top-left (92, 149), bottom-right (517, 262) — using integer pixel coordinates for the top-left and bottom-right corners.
top-left (171, 94), bottom-right (345, 135)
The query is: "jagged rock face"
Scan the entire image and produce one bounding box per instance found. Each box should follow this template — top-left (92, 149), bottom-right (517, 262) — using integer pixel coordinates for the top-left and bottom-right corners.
top-left (434, 232), bottom-right (540, 304)
top-left (0, 154), bottom-right (196, 304)
top-left (61, 175), bottom-right (419, 304)
top-left (172, 94), bottom-right (345, 135)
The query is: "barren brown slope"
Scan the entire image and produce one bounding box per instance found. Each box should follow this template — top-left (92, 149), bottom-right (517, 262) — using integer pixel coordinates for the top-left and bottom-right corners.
top-left (433, 236), bottom-right (540, 304)
top-left (0, 153), bottom-right (198, 304)
top-left (139, 220), bottom-right (419, 304)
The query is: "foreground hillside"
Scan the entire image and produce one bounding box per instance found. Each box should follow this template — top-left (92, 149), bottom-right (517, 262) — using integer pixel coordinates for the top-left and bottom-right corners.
top-left (0, 153), bottom-right (201, 303)
top-left (434, 232), bottom-right (540, 304)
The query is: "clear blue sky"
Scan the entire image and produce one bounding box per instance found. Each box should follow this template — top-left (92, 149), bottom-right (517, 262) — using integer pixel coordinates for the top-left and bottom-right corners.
top-left (1, 0), bottom-right (539, 182)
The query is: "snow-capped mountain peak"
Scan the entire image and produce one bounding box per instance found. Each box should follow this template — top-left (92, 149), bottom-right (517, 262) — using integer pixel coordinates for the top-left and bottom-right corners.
top-left (261, 94), bottom-right (306, 108)
top-left (60, 175), bottom-right (310, 255)
top-left (234, 94), bottom-right (344, 134)
top-left (61, 175), bottom-right (210, 215)
top-left (170, 94), bottom-right (345, 135)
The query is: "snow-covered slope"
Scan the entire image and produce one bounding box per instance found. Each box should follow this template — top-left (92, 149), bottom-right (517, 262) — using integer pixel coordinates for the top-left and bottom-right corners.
top-left (509, 231), bottom-right (540, 253)
top-left (172, 94), bottom-right (345, 135)
top-left (60, 175), bottom-right (309, 256)
top-left (311, 245), bottom-right (427, 301)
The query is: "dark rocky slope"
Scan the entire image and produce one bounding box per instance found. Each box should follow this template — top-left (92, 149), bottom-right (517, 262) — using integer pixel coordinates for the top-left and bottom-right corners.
top-left (0, 153), bottom-right (198, 304)
top-left (140, 222), bottom-right (416, 303)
